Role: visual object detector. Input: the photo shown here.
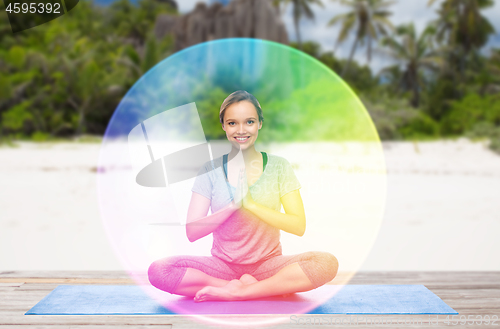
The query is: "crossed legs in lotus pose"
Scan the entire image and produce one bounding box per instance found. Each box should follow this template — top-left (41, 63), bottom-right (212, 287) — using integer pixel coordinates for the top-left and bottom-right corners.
top-left (148, 252), bottom-right (339, 302)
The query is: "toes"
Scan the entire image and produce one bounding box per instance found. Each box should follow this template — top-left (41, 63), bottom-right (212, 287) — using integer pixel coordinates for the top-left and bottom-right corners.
top-left (194, 289), bottom-right (205, 302)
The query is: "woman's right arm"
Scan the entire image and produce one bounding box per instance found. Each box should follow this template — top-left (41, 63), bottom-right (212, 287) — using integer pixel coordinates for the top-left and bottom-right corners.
top-left (185, 192), bottom-right (239, 242)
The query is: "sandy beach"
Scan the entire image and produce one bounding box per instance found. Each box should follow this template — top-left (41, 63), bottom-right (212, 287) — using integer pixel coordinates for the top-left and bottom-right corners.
top-left (1, 138), bottom-right (499, 272)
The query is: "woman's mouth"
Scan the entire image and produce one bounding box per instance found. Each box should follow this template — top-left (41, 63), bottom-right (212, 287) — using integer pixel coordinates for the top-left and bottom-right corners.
top-left (234, 136), bottom-right (250, 143)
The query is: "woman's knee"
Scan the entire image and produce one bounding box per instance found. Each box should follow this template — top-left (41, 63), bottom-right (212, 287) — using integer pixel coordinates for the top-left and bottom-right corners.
top-left (147, 259), bottom-right (164, 288)
top-left (299, 251), bottom-right (339, 287)
top-left (148, 257), bottom-right (187, 294)
top-left (318, 252), bottom-right (339, 282)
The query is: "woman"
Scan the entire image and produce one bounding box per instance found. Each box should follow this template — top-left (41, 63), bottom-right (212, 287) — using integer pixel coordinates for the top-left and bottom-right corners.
top-left (148, 90), bottom-right (338, 302)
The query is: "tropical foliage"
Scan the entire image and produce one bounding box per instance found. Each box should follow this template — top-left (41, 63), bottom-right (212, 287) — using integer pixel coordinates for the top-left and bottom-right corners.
top-left (0, 0), bottom-right (175, 139)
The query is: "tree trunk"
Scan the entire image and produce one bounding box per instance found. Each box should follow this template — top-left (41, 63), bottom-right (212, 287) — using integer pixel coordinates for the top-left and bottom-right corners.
top-left (294, 16), bottom-right (302, 50)
top-left (410, 68), bottom-right (419, 108)
top-left (76, 98), bottom-right (90, 136)
top-left (342, 36), bottom-right (360, 77)
top-left (412, 83), bottom-right (420, 108)
top-left (459, 46), bottom-right (467, 88)
top-left (368, 37), bottom-right (372, 63)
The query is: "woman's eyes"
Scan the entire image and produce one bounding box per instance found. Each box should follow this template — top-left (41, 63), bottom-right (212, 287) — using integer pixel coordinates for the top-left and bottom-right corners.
top-left (228, 121), bottom-right (255, 126)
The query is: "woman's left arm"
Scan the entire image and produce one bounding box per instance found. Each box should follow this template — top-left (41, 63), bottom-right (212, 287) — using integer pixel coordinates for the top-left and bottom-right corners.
top-left (244, 189), bottom-right (306, 237)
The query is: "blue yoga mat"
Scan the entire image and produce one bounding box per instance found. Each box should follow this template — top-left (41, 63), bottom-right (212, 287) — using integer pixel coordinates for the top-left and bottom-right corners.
top-left (25, 284), bottom-right (457, 315)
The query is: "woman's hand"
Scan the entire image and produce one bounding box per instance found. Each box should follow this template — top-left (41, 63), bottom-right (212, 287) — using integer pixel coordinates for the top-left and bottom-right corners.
top-left (186, 192), bottom-right (238, 242)
top-left (239, 169), bottom-right (255, 209)
top-left (234, 169), bottom-right (254, 209)
top-left (232, 169), bottom-right (244, 209)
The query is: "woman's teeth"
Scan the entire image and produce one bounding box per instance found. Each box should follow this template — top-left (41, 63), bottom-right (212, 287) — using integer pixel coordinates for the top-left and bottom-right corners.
top-left (235, 137), bottom-right (249, 142)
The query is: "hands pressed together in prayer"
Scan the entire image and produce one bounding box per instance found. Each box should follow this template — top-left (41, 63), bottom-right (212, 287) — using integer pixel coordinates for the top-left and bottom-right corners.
top-left (233, 168), bottom-right (255, 210)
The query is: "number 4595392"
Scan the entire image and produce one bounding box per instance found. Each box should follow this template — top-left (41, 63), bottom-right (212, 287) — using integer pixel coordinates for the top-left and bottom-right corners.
top-left (444, 315), bottom-right (498, 325)
top-left (5, 2), bottom-right (61, 14)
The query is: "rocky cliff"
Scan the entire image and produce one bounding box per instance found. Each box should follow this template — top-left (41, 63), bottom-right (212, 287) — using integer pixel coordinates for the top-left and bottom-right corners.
top-left (154, 0), bottom-right (288, 51)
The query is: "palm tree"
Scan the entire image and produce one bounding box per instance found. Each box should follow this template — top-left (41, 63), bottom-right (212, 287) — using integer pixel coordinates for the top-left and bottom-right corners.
top-left (380, 23), bottom-right (444, 108)
top-left (428, 0), bottom-right (495, 53)
top-left (328, 0), bottom-right (394, 76)
top-left (428, 0), bottom-right (495, 78)
top-left (276, 0), bottom-right (324, 50)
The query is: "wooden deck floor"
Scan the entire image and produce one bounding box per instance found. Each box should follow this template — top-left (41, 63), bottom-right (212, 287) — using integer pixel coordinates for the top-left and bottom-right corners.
top-left (1, 271), bottom-right (499, 328)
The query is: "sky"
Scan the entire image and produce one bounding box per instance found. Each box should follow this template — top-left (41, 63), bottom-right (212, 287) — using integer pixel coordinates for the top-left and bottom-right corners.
top-left (177, 0), bottom-right (500, 73)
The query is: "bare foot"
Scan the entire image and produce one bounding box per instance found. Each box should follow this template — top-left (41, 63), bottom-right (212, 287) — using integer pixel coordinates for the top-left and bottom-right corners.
top-left (194, 279), bottom-right (244, 302)
top-left (239, 273), bottom-right (258, 285)
top-left (194, 274), bottom-right (295, 302)
top-left (240, 273), bottom-right (292, 298)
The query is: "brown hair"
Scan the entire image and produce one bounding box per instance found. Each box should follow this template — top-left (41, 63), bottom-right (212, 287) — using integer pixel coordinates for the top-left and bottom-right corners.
top-left (219, 90), bottom-right (264, 124)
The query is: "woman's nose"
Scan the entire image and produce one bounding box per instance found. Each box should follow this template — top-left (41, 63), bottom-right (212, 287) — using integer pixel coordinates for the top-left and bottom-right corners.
top-left (237, 124), bottom-right (245, 134)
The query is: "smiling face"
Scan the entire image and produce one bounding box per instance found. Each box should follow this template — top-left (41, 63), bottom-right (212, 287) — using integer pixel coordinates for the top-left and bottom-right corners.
top-left (221, 100), bottom-right (262, 150)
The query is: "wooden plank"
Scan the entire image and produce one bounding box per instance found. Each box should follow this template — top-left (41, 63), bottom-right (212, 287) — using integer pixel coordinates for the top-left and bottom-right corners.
top-left (1, 324), bottom-right (172, 329)
top-left (0, 289), bottom-right (55, 298)
top-left (437, 299), bottom-right (500, 308)
top-left (0, 271), bottom-right (131, 279)
top-left (0, 314), bottom-right (177, 326)
top-left (68, 324), bottom-right (172, 329)
top-left (431, 289), bottom-right (500, 299)
top-left (0, 282), bottom-right (24, 287)
top-left (0, 278), bottom-right (135, 284)
top-left (1, 325), bottom-right (70, 329)
top-left (355, 271), bottom-right (500, 278)
top-left (0, 296), bottom-right (52, 304)
top-left (14, 284), bottom-right (63, 291)
top-left (426, 284), bottom-right (500, 290)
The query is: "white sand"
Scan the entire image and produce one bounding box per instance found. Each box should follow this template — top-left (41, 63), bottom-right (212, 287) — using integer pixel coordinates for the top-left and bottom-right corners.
top-left (0, 138), bottom-right (499, 271)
